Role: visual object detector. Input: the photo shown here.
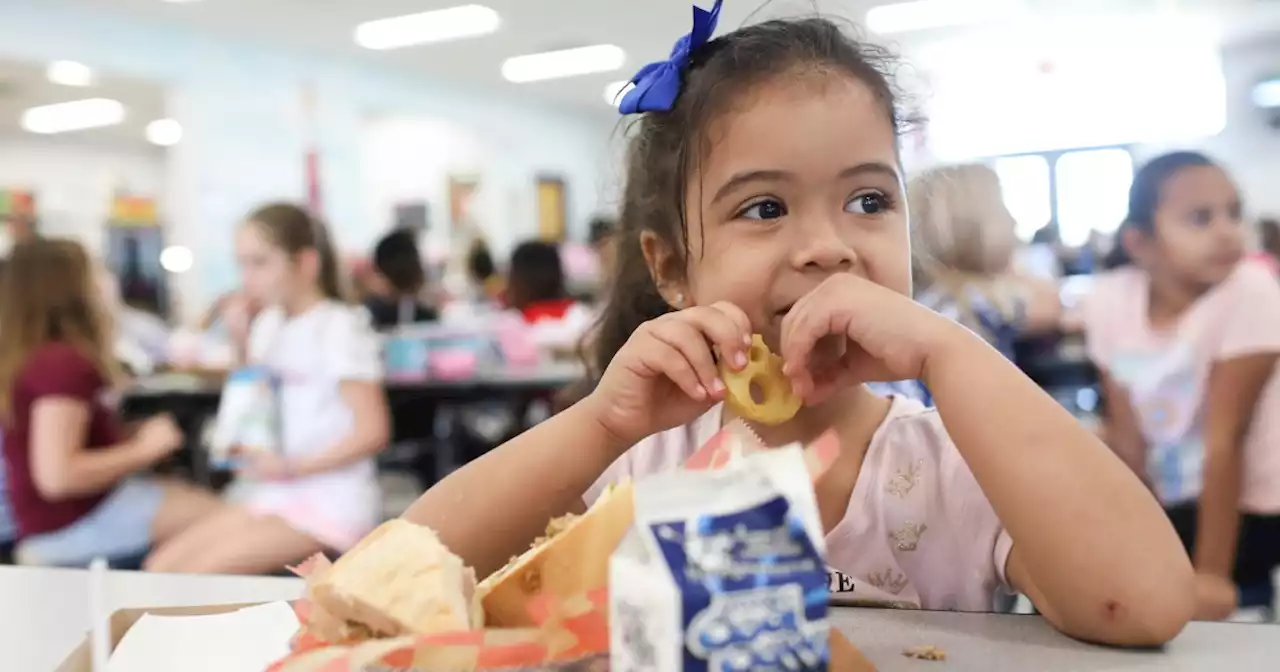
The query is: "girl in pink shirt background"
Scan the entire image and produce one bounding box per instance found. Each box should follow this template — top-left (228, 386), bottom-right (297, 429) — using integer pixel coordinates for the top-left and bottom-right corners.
top-left (1083, 151), bottom-right (1280, 620)
top-left (406, 5), bottom-right (1193, 646)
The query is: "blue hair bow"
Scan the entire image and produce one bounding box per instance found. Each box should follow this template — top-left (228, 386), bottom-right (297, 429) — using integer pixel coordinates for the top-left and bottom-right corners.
top-left (618, 0), bottom-right (723, 114)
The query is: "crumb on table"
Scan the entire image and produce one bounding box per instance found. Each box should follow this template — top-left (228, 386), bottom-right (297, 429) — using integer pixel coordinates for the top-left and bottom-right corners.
top-left (902, 644), bottom-right (947, 661)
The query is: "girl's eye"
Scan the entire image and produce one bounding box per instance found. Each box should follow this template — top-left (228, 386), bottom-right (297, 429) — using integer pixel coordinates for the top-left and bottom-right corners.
top-left (846, 191), bottom-right (891, 215)
top-left (739, 199), bottom-right (787, 221)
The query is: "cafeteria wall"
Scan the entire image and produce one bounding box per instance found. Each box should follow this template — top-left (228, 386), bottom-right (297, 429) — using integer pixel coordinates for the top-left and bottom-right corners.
top-left (1136, 37), bottom-right (1280, 217)
top-left (0, 3), bottom-right (614, 321)
top-left (0, 135), bottom-right (165, 252)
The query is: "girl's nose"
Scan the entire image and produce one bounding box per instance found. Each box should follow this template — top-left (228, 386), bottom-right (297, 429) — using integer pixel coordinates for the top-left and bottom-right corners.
top-left (792, 217), bottom-right (856, 272)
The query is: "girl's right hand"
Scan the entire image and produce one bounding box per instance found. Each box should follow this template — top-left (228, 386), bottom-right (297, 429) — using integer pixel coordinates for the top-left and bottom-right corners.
top-left (134, 414), bottom-right (184, 462)
top-left (585, 302), bottom-right (754, 450)
top-left (222, 293), bottom-right (259, 345)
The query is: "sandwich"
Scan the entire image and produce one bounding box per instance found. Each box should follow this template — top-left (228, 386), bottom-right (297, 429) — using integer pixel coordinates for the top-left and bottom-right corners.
top-left (478, 481), bottom-right (636, 627)
top-left (308, 519), bottom-right (484, 641)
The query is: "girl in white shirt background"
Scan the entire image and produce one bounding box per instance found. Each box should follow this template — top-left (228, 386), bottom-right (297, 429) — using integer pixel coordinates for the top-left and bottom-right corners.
top-left (145, 203), bottom-right (390, 574)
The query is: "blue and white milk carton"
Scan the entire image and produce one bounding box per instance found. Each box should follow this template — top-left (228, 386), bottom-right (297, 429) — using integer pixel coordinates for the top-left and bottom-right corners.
top-left (609, 447), bottom-right (830, 671)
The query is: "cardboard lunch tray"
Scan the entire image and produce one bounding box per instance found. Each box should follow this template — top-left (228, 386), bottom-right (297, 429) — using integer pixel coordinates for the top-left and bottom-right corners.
top-left (54, 602), bottom-right (262, 672)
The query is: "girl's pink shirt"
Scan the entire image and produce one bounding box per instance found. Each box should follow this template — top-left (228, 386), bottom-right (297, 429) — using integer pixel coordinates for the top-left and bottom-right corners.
top-left (585, 396), bottom-right (1015, 612)
top-left (1082, 260), bottom-right (1280, 512)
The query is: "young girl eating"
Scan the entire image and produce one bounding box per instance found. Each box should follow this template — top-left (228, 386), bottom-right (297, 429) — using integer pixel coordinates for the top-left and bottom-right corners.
top-left (406, 5), bottom-right (1193, 645)
top-left (146, 203), bottom-right (390, 574)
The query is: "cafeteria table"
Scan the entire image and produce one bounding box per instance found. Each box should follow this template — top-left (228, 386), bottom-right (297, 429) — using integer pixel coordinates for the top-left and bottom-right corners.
top-left (0, 565), bottom-right (303, 672)
top-left (5, 565), bottom-right (1276, 671)
top-left (121, 363), bottom-right (585, 486)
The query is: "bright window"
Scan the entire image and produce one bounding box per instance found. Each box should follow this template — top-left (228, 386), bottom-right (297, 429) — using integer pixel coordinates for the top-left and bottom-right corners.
top-left (993, 155), bottom-right (1052, 241)
top-left (1055, 149), bottom-right (1133, 247)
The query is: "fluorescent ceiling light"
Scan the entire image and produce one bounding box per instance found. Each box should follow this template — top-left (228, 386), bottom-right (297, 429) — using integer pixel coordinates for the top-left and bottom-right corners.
top-left (866, 0), bottom-right (1020, 34)
top-left (603, 80), bottom-right (632, 106)
top-left (1253, 79), bottom-right (1280, 108)
top-left (146, 118), bottom-right (183, 146)
top-left (355, 5), bottom-right (500, 50)
top-left (503, 45), bottom-right (626, 84)
top-left (47, 61), bottom-right (94, 87)
top-left (21, 98), bottom-right (125, 134)
top-left (160, 246), bottom-right (194, 273)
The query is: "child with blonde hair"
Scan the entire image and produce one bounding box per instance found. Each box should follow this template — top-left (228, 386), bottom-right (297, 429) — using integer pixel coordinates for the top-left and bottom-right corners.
top-left (910, 163), bottom-right (1062, 358)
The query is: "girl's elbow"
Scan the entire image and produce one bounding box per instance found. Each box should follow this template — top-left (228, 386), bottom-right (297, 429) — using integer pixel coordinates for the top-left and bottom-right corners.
top-left (1093, 580), bottom-right (1195, 647)
top-left (33, 471), bottom-right (74, 502)
top-left (356, 415), bottom-right (392, 454)
top-left (368, 423), bottom-right (392, 453)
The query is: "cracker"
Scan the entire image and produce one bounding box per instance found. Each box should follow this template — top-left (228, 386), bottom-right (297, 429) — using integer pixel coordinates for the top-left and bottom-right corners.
top-left (719, 335), bottom-right (801, 425)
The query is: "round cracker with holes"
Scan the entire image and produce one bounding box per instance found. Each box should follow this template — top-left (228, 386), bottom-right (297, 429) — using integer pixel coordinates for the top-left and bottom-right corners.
top-left (719, 334), bottom-right (802, 426)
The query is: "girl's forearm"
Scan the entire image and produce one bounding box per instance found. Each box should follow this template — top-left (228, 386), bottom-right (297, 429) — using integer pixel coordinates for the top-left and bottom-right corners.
top-left (923, 335), bottom-right (1193, 639)
top-left (1195, 443), bottom-right (1242, 577)
top-left (47, 441), bottom-right (154, 500)
top-left (1194, 354), bottom-right (1277, 577)
top-left (402, 399), bottom-right (627, 578)
top-left (292, 432), bottom-right (387, 476)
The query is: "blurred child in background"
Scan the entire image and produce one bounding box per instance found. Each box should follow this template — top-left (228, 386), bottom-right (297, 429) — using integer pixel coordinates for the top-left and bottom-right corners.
top-left (911, 163), bottom-right (1064, 360)
top-left (0, 257), bottom-right (16, 560)
top-left (588, 216), bottom-right (619, 282)
top-left (506, 240), bottom-right (593, 353)
top-left (507, 241), bottom-right (572, 322)
top-left (1252, 217), bottom-right (1280, 274)
top-left (466, 240), bottom-right (504, 304)
top-left (95, 263), bottom-right (171, 375)
top-left (364, 228), bottom-right (437, 330)
top-left (0, 238), bottom-right (220, 567)
top-left (145, 203), bottom-right (390, 574)
top-left (1083, 151), bottom-right (1280, 620)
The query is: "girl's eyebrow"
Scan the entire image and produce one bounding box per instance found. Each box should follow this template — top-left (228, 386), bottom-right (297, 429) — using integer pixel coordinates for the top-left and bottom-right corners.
top-left (711, 162), bottom-right (902, 205)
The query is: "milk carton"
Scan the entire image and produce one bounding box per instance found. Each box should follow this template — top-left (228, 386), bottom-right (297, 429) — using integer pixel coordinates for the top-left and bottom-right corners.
top-left (609, 447), bottom-right (830, 671)
top-left (208, 366), bottom-right (282, 470)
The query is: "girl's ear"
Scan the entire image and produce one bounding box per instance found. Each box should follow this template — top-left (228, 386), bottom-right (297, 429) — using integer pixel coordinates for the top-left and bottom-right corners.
top-left (640, 230), bottom-right (687, 308)
top-left (1120, 224), bottom-right (1150, 267)
top-left (295, 247), bottom-right (322, 285)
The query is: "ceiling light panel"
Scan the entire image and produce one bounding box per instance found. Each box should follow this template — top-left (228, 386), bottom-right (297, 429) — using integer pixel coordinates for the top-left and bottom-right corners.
top-left (355, 5), bottom-right (500, 50)
top-left (21, 98), bottom-right (125, 134)
top-left (146, 119), bottom-right (183, 146)
top-left (47, 61), bottom-right (94, 87)
top-left (502, 45), bottom-right (626, 84)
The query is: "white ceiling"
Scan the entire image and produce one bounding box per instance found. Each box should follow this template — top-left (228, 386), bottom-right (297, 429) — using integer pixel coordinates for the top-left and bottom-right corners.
top-left (35, 0), bottom-right (1280, 114)
top-left (0, 57), bottom-right (166, 149)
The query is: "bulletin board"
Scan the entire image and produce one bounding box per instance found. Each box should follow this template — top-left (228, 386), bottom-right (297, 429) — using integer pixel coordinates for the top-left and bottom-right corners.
top-left (0, 188), bottom-right (37, 242)
top-left (448, 175), bottom-right (479, 237)
top-left (106, 194), bottom-right (168, 317)
top-left (536, 176), bottom-right (566, 242)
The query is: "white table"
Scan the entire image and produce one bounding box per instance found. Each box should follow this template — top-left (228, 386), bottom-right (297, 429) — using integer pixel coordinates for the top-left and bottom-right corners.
top-left (4, 566), bottom-right (1277, 671)
top-left (835, 608), bottom-right (1279, 671)
top-left (0, 566), bottom-right (302, 672)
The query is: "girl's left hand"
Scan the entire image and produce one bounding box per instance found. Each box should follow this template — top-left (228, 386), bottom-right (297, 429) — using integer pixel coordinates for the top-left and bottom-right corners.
top-left (1193, 573), bottom-right (1238, 621)
top-left (239, 452), bottom-right (295, 482)
top-left (781, 274), bottom-right (966, 403)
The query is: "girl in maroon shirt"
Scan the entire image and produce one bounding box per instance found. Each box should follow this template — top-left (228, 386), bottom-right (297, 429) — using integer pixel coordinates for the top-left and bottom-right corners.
top-left (0, 239), bottom-right (221, 567)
